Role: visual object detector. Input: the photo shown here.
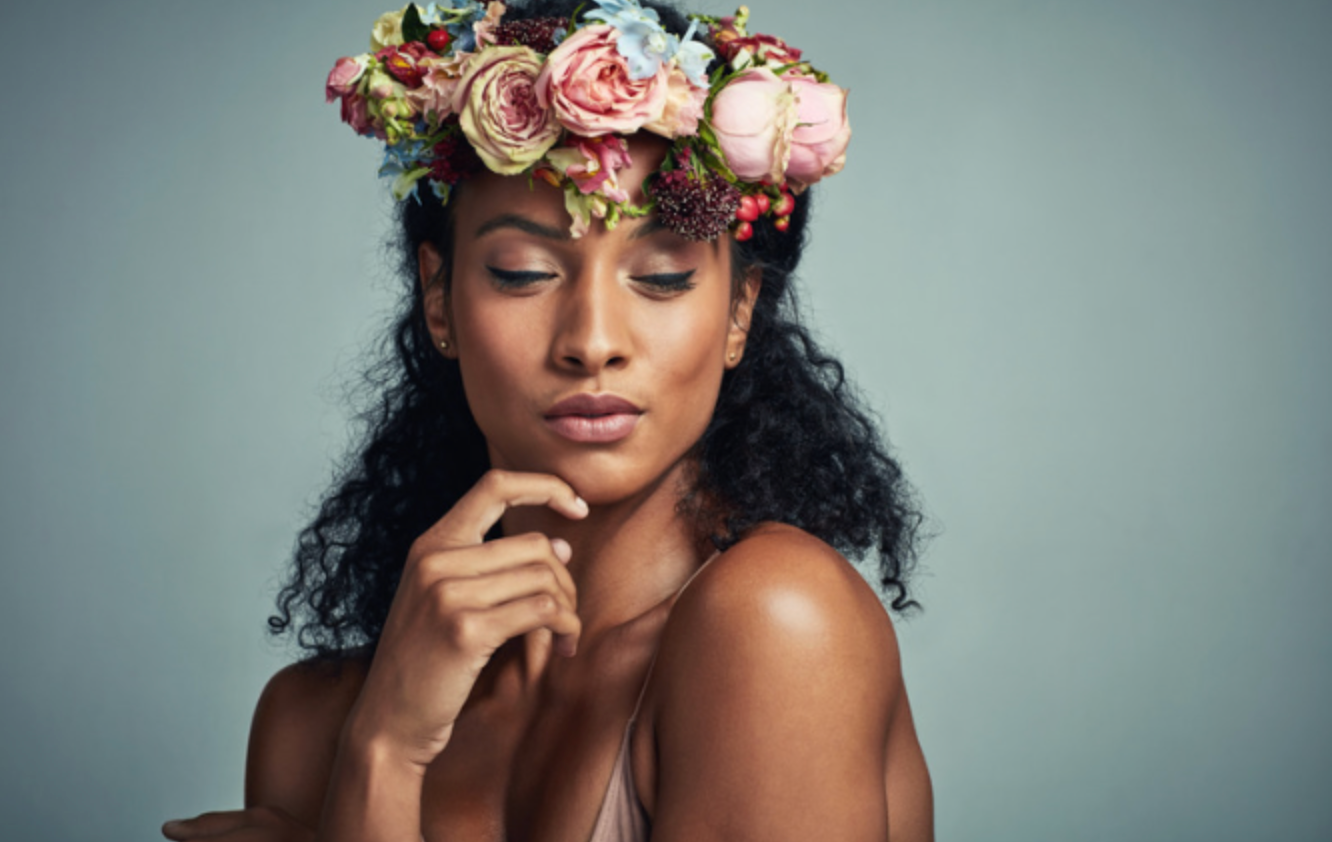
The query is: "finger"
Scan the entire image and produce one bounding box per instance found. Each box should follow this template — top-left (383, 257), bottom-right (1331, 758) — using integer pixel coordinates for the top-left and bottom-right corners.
top-left (479, 591), bottom-right (583, 655)
top-left (162, 811), bottom-right (249, 839)
top-left (419, 532), bottom-right (576, 603)
top-left (417, 470), bottom-right (588, 552)
top-left (430, 561), bottom-right (577, 617)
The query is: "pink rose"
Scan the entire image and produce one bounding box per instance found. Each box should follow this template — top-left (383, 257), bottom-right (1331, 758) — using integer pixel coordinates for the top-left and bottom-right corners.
top-left (325, 56), bottom-right (367, 103)
top-left (407, 56), bottom-right (467, 123)
top-left (784, 76), bottom-right (851, 190)
top-left (643, 65), bottom-right (708, 139)
top-left (709, 67), bottom-right (799, 184)
top-left (535, 24), bottom-right (668, 137)
top-left (340, 91), bottom-right (372, 135)
top-left (452, 45), bottom-right (562, 175)
top-left (545, 135), bottom-right (634, 202)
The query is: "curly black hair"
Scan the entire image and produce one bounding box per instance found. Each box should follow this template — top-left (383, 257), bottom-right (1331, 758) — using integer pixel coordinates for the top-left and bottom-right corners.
top-left (270, 0), bottom-right (927, 658)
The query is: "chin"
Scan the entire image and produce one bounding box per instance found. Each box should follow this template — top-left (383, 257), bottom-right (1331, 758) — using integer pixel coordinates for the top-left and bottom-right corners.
top-left (490, 438), bottom-right (688, 507)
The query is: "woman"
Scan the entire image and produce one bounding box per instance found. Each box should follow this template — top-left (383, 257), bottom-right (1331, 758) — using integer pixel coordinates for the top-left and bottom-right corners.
top-left (163, 0), bottom-right (932, 839)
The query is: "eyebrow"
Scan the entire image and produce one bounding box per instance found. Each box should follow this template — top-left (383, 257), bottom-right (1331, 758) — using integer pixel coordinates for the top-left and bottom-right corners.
top-left (628, 216), bottom-right (669, 241)
top-left (473, 211), bottom-right (722, 249)
top-left (628, 215), bottom-right (722, 251)
top-left (474, 213), bottom-right (571, 241)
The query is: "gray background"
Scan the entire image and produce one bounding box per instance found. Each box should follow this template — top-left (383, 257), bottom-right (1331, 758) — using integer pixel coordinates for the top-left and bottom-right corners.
top-left (1, 0), bottom-right (1328, 839)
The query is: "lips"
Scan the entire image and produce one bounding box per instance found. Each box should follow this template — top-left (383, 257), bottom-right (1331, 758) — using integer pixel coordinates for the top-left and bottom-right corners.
top-left (545, 393), bottom-right (642, 418)
top-left (544, 393), bottom-right (643, 444)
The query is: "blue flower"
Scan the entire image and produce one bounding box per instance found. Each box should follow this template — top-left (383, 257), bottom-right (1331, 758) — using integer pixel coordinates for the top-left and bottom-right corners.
top-left (673, 20), bottom-right (714, 88)
top-left (586, 0), bottom-right (659, 24)
top-left (586, 0), bottom-right (714, 84)
top-left (613, 18), bottom-right (678, 79)
top-left (381, 138), bottom-right (428, 172)
top-left (415, 3), bottom-right (443, 25)
top-left (452, 27), bottom-right (477, 52)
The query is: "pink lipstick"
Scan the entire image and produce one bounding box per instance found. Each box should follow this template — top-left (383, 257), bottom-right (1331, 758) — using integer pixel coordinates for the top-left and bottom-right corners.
top-left (544, 393), bottom-right (643, 443)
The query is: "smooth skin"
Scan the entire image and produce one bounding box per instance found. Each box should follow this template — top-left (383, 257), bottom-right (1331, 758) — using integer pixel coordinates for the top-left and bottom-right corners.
top-left (163, 135), bottom-right (932, 841)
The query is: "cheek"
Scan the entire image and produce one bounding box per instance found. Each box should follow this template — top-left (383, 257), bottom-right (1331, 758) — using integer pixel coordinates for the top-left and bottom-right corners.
top-left (645, 311), bottom-right (725, 382)
top-left (452, 298), bottom-right (544, 420)
top-left (638, 298), bottom-right (731, 425)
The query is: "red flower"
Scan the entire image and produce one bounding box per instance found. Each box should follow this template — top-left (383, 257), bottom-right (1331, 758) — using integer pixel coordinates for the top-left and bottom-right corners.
top-left (381, 42), bottom-right (433, 88)
top-left (718, 33), bottom-right (803, 66)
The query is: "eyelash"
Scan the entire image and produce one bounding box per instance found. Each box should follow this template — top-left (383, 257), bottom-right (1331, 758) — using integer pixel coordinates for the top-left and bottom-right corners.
top-left (486, 267), bottom-right (697, 292)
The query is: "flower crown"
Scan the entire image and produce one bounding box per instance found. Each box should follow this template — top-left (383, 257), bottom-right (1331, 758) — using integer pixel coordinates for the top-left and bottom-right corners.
top-left (325, 1), bottom-right (850, 241)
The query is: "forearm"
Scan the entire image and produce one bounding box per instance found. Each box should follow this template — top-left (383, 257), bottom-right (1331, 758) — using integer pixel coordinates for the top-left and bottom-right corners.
top-left (317, 722), bottom-right (442, 842)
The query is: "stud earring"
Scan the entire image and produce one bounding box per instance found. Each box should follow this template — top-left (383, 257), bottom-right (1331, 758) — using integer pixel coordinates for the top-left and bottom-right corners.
top-left (440, 340), bottom-right (450, 350)
top-left (728, 351), bottom-right (737, 361)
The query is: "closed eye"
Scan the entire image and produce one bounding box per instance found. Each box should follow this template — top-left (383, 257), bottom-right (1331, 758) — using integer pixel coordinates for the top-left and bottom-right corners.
top-left (487, 266), bottom-right (556, 287)
top-left (633, 271), bottom-right (696, 291)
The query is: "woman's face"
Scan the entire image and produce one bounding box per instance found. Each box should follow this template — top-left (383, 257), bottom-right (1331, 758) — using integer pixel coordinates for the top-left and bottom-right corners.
top-left (420, 134), bottom-right (759, 505)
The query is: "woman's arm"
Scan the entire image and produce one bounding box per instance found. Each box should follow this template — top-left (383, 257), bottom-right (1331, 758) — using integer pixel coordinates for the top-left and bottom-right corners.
top-left (244, 658), bottom-right (370, 827)
top-left (647, 527), bottom-right (933, 842)
top-left (162, 658), bottom-right (366, 841)
top-left (164, 470), bottom-right (589, 842)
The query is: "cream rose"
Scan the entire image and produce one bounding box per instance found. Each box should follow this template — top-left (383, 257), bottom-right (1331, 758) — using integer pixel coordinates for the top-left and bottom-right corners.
top-left (452, 46), bottom-right (561, 175)
top-left (643, 65), bottom-right (708, 139)
top-left (370, 6), bottom-right (408, 52)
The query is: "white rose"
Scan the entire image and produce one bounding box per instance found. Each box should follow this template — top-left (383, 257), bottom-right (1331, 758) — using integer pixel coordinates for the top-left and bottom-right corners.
top-left (370, 6), bottom-right (409, 52)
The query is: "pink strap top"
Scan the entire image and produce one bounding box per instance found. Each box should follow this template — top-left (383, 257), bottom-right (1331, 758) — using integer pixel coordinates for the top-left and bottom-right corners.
top-left (585, 548), bottom-right (723, 842)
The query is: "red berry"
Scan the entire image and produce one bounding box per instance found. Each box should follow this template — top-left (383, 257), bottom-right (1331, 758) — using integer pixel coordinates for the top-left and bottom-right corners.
top-left (735, 194), bottom-right (760, 222)
top-left (772, 192), bottom-right (795, 216)
top-left (774, 217), bottom-right (790, 232)
top-left (428, 29), bottom-right (452, 52)
top-left (755, 193), bottom-right (771, 214)
top-left (734, 221), bottom-right (754, 242)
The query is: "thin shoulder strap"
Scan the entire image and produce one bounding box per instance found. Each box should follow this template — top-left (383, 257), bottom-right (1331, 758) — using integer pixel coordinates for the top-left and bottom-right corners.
top-left (627, 547), bottom-right (724, 722)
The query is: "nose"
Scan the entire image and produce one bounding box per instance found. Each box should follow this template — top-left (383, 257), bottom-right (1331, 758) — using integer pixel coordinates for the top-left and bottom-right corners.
top-left (550, 260), bottom-right (631, 376)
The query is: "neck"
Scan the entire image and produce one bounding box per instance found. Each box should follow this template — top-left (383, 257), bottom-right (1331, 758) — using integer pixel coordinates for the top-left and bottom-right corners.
top-left (497, 457), bottom-right (711, 646)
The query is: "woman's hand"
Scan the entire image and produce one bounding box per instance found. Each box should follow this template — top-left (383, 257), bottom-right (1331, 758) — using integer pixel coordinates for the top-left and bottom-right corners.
top-left (342, 468), bottom-right (589, 772)
top-left (161, 807), bottom-right (313, 841)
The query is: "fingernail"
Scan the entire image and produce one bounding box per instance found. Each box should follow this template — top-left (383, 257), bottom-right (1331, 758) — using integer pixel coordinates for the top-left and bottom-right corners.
top-left (560, 637), bottom-right (578, 657)
top-left (551, 538), bottom-right (572, 563)
top-left (573, 496), bottom-right (589, 515)
top-left (162, 820), bottom-right (184, 835)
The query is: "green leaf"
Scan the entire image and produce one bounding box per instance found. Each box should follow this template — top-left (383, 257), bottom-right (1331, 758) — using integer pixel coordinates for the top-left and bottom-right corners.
top-left (402, 4), bottom-right (431, 44)
top-left (569, 2), bottom-right (588, 29)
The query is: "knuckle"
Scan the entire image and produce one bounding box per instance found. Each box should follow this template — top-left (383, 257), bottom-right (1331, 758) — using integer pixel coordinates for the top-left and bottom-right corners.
top-left (447, 611), bottom-right (483, 649)
top-left (483, 468), bottom-right (509, 490)
top-left (429, 579), bottom-right (459, 613)
top-left (534, 593), bottom-right (557, 615)
top-left (406, 536), bottom-right (438, 570)
top-left (411, 553), bottom-right (445, 588)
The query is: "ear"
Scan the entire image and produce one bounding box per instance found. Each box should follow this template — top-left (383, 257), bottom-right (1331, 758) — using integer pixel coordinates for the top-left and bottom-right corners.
top-left (418, 241), bottom-right (454, 357)
top-left (725, 265), bottom-right (761, 369)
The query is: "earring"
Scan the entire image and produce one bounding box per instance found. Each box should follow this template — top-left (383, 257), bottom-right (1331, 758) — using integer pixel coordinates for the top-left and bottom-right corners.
top-left (728, 351), bottom-right (737, 361)
top-left (440, 340), bottom-right (450, 350)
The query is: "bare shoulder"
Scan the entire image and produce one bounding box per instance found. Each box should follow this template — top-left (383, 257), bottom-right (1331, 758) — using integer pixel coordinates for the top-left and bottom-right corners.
top-left (244, 651), bottom-right (371, 829)
top-left (647, 523), bottom-right (933, 841)
top-left (661, 522), bottom-right (901, 715)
